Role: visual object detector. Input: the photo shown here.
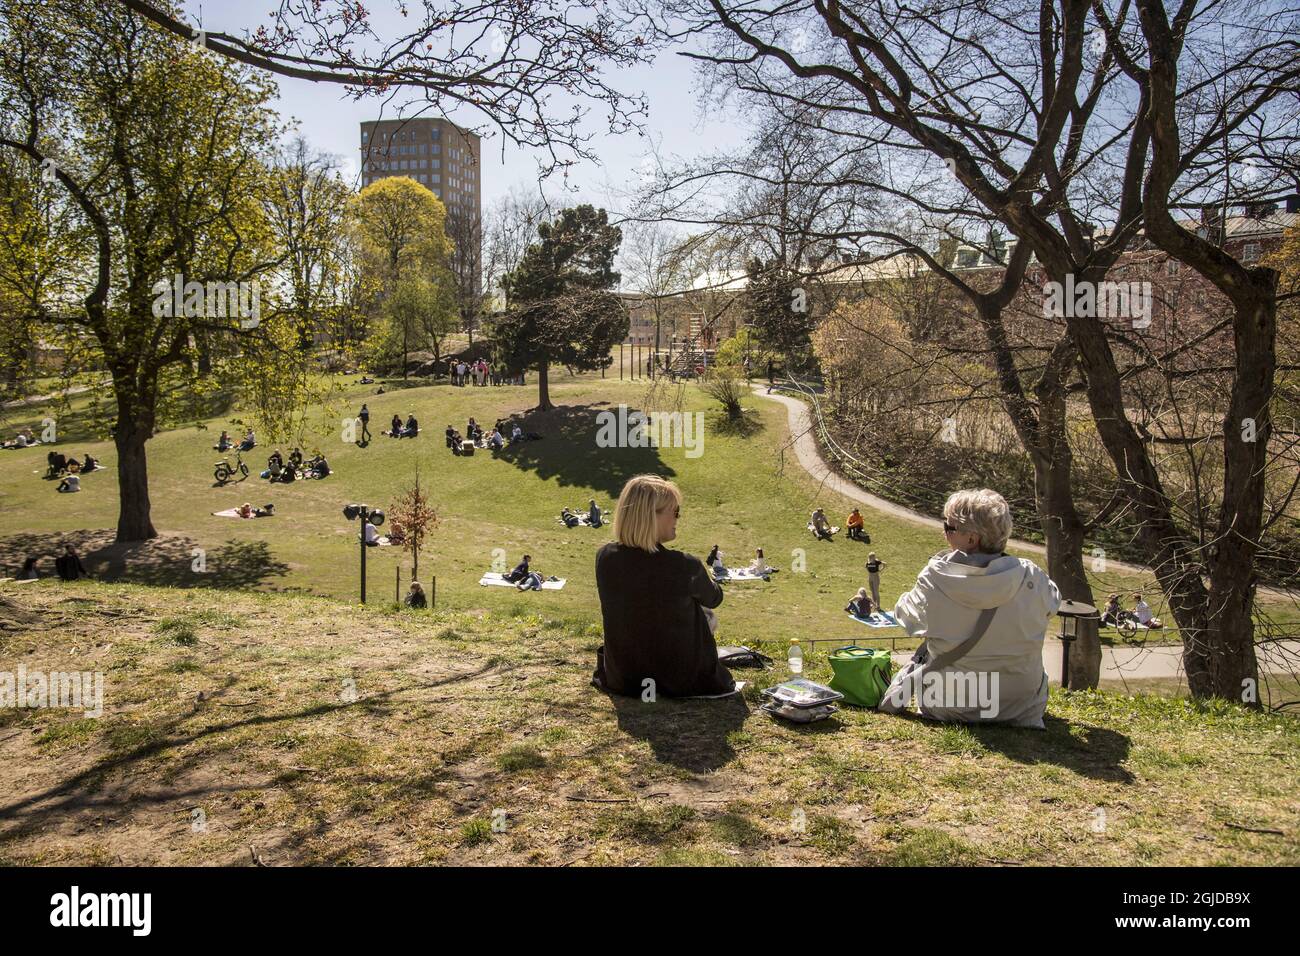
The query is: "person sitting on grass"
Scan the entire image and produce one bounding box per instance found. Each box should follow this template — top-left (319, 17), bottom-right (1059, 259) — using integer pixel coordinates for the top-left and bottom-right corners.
top-left (445, 424), bottom-right (457, 449)
top-left (390, 414), bottom-right (403, 438)
top-left (55, 544), bottom-right (89, 581)
top-left (881, 488), bottom-right (1059, 728)
top-left (448, 429), bottom-right (463, 455)
top-left (1101, 593), bottom-right (1123, 627)
top-left (587, 498), bottom-right (603, 528)
top-left (561, 508), bottom-right (582, 528)
top-left (289, 448), bottom-right (303, 470)
top-left (238, 429), bottom-right (256, 451)
top-left (845, 587), bottom-right (874, 618)
top-left (405, 580), bottom-right (427, 609)
top-left (18, 555), bottom-right (39, 580)
top-left (592, 474), bottom-right (735, 699)
top-left (511, 423), bottom-right (523, 444)
top-left (1132, 594), bottom-right (1163, 629)
top-left (56, 473), bottom-right (81, 493)
top-left (214, 430), bottom-right (232, 451)
top-left (309, 454), bottom-right (330, 478)
top-left (811, 508), bottom-right (834, 540)
top-left (279, 461), bottom-right (296, 483)
top-left (266, 455), bottom-right (283, 481)
top-left (65, 458), bottom-right (82, 474)
top-left (46, 450), bottom-right (67, 479)
top-left (487, 428), bottom-right (504, 451)
top-left (467, 418), bottom-right (481, 442)
top-left (363, 520), bottom-right (380, 546)
top-left (81, 453), bottom-right (98, 472)
top-left (748, 548), bottom-right (776, 579)
top-left (705, 544), bottom-right (726, 578)
top-left (503, 554), bottom-right (531, 583)
top-left (847, 508), bottom-right (866, 541)
top-left (403, 414), bottom-right (419, 438)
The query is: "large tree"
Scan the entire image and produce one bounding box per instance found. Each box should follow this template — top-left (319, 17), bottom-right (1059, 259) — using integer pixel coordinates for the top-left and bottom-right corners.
top-left (494, 205), bottom-right (628, 410)
top-left (637, 0), bottom-right (1300, 700)
top-left (0, 0), bottom-right (298, 541)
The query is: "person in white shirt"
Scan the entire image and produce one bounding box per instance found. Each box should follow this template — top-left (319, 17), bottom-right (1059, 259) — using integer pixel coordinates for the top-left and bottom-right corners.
top-left (1132, 594), bottom-right (1162, 628)
top-left (882, 488), bottom-right (1060, 728)
top-left (363, 521), bottom-right (380, 546)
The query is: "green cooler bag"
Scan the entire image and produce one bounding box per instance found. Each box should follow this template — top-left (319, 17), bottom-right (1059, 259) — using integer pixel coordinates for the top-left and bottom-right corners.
top-left (827, 645), bottom-right (894, 707)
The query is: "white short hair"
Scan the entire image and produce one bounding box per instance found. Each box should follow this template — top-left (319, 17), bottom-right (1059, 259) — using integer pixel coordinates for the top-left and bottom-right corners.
top-left (944, 488), bottom-right (1013, 553)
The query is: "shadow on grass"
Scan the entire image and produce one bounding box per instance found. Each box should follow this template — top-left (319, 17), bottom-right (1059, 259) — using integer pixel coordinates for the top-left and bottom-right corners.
top-left (493, 402), bottom-right (675, 498)
top-left (707, 407), bottom-right (765, 438)
top-left (970, 715), bottom-right (1134, 784)
top-left (0, 530), bottom-right (290, 590)
top-left (608, 692), bottom-right (749, 773)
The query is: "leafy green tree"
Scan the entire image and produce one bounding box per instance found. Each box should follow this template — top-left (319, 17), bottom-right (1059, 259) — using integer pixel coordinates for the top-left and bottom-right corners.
top-left (348, 176), bottom-right (454, 376)
top-left (0, 0), bottom-right (304, 541)
top-left (494, 205), bottom-right (627, 409)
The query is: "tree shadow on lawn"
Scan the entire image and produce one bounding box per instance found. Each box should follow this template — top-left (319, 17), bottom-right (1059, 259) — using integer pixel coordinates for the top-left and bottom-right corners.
top-left (493, 402), bottom-right (675, 498)
top-left (608, 692), bottom-right (749, 774)
top-left (0, 530), bottom-right (290, 590)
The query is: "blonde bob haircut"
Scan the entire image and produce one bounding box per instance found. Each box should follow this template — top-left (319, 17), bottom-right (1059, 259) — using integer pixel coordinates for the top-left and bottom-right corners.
top-left (943, 488), bottom-right (1013, 553)
top-left (613, 474), bottom-right (683, 553)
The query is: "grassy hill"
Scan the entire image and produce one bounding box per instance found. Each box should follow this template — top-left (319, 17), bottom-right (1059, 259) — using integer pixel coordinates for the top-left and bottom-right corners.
top-left (4, 371), bottom-right (1292, 651)
top-left (1, 580), bottom-right (1296, 866)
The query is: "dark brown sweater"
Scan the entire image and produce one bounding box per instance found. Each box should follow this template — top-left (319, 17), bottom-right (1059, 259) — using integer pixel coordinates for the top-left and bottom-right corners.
top-left (593, 542), bottom-right (734, 698)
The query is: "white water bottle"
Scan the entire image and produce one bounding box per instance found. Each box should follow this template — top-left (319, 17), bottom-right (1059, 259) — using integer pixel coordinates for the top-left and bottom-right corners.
top-left (788, 638), bottom-right (803, 675)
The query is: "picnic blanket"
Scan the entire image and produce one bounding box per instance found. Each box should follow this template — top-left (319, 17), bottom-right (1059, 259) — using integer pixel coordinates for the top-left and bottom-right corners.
top-left (478, 572), bottom-right (567, 590)
top-left (556, 513), bottom-right (605, 528)
top-left (808, 523), bottom-right (840, 536)
top-left (713, 566), bottom-right (771, 581)
top-left (212, 508), bottom-right (272, 519)
top-left (848, 610), bottom-right (900, 628)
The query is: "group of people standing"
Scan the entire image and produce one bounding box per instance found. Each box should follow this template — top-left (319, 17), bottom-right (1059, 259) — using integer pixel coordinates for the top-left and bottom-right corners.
top-left (448, 358), bottom-right (520, 387)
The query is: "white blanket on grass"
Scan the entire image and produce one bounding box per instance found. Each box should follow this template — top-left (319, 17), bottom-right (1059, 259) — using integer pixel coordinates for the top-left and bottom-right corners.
top-left (713, 567), bottom-right (771, 581)
top-left (478, 572), bottom-right (566, 590)
top-left (848, 610), bottom-right (901, 628)
top-left (808, 523), bottom-right (840, 535)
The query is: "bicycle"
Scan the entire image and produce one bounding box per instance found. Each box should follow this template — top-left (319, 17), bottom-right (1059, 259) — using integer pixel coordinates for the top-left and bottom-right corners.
top-left (213, 452), bottom-right (249, 485)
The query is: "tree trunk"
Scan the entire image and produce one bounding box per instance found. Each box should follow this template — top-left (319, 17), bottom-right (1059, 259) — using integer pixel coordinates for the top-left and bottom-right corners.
top-left (114, 419), bottom-right (156, 542)
top-left (537, 361), bottom-right (552, 411)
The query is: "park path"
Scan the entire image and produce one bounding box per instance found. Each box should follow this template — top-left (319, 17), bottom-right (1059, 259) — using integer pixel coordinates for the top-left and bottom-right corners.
top-left (751, 384), bottom-right (1297, 603)
top-left (887, 637), bottom-right (1300, 682)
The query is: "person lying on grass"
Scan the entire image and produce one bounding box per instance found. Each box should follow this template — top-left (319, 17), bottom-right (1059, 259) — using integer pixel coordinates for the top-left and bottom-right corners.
top-left (561, 508), bottom-right (581, 528)
top-left (748, 548), bottom-right (777, 577)
top-left (516, 570), bottom-right (547, 591)
top-left (880, 488), bottom-right (1059, 729)
top-left (592, 474), bottom-right (735, 699)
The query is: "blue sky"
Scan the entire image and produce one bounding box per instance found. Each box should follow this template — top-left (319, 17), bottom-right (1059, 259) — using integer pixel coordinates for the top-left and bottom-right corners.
top-left (183, 1), bottom-right (745, 213)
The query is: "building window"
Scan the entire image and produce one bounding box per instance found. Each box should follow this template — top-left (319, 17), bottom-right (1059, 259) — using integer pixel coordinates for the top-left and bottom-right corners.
top-left (1165, 258), bottom-right (1179, 275)
top-left (1243, 242), bottom-right (1261, 262)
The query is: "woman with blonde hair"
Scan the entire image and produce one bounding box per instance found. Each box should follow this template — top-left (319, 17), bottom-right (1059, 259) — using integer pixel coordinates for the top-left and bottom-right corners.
top-left (593, 475), bottom-right (735, 698)
top-left (881, 488), bottom-right (1059, 728)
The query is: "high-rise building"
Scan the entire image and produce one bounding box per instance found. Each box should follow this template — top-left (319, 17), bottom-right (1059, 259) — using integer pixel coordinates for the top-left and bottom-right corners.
top-left (360, 117), bottom-right (483, 298)
top-left (359, 117), bottom-right (481, 216)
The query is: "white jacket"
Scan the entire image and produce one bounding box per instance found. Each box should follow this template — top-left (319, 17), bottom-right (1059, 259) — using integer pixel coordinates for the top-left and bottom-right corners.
top-left (883, 551), bottom-right (1060, 728)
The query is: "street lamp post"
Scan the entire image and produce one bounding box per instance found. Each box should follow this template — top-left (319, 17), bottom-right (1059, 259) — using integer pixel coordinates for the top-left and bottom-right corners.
top-left (343, 503), bottom-right (385, 603)
top-left (1056, 600), bottom-right (1098, 689)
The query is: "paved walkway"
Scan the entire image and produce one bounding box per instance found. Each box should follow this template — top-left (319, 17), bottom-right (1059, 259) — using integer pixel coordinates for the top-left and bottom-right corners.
top-left (753, 384), bottom-right (1300, 680)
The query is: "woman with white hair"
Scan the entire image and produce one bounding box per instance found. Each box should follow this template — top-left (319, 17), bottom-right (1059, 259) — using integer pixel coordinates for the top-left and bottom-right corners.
top-left (880, 488), bottom-right (1060, 728)
top-left (593, 474), bottom-right (735, 698)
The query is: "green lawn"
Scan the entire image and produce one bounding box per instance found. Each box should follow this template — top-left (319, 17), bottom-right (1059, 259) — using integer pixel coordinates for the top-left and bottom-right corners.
top-left (1, 580), bottom-right (1295, 866)
top-left (1, 370), bottom-right (1294, 652)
